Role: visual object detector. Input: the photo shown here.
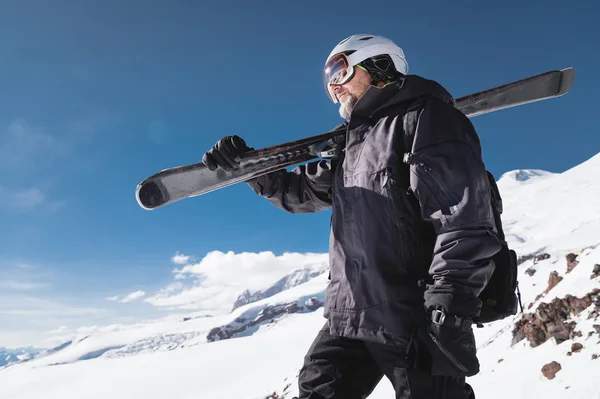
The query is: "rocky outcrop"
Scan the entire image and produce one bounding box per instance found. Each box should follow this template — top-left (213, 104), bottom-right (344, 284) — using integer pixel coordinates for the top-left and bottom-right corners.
top-left (512, 289), bottom-right (600, 347)
top-left (232, 268), bottom-right (326, 311)
top-left (541, 361), bottom-right (561, 380)
top-left (518, 252), bottom-right (551, 266)
top-left (525, 268), bottom-right (537, 276)
top-left (534, 271), bottom-right (563, 302)
top-left (566, 253), bottom-right (579, 274)
top-left (264, 393), bottom-right (282, 399)
top-left (208, 297), bottom-right (324, 342)
top-left (567, 343), bottom-right (584, 356)
top-left (534, 253), bottom-right (551, 264)
top-left (523, 253), bottom-right (552, 277)
top-left (591, 264), bottom-right (600, 279)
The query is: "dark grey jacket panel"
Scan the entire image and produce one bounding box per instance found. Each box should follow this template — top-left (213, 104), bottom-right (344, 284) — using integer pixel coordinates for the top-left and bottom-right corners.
top-left (247, 75), bottom-right (501, 346)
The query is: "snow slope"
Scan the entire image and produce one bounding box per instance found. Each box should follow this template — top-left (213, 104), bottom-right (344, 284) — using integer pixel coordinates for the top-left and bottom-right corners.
top-left (1, 152), bottom-right (599, 399)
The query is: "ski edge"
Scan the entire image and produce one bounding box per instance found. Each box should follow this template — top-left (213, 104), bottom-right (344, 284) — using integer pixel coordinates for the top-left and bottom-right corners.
top-left (558, 67), bottom-right (575, 96)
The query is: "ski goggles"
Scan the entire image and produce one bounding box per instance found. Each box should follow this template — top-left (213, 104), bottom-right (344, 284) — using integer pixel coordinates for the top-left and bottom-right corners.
top-left (323, 52), bottom-right (364, 103)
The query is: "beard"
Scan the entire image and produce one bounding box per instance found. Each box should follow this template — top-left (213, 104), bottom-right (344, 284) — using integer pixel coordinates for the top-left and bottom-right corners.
top-left (338, 92), bottom-right (358, 120)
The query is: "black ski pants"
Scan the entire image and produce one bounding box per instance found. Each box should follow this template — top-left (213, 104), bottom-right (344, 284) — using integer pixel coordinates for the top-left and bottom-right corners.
top-left (297, 322), bottom-right (476, 399)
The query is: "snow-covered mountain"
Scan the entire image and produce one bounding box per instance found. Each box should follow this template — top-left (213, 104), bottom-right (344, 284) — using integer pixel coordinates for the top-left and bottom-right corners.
top-left (0, 347), bottom-right (44, 367)
top-left (0, 153), bottom-right (599, 399)
top-left (232, 266), bottom-right (327, 311)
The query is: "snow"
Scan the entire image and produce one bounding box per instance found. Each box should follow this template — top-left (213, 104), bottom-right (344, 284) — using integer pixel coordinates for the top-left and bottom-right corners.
top-left (1, 152), bottom-right (599, 399)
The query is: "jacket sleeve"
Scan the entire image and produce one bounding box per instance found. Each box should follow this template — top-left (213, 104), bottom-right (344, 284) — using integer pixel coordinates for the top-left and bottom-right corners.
top-left (246, 158), bottom-right (336, 214)
top-left (407, 98), bottom-right (503, 319)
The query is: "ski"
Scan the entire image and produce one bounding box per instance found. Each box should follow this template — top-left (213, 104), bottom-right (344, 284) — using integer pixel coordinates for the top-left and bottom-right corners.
top-left (136, 67), bottom-right (574, 210)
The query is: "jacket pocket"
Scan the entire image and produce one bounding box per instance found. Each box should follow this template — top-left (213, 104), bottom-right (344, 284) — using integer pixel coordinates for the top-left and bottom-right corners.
top-left (382, 169), bottom-right (414, 259)
top-left (382, 168), bottom-right (427, 272)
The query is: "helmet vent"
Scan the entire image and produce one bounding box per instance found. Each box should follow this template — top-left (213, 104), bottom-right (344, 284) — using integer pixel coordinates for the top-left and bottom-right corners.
top-left (359, 36), bottom-right (374, 41)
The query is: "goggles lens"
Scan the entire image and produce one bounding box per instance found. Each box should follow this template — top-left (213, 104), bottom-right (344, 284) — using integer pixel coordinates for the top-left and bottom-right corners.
top-left (323, 53), bottom-right (355, 102)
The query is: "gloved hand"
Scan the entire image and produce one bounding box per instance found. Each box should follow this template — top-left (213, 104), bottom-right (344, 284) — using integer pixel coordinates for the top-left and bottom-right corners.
top-left (416, 308), bottom-right (480, 377)
top-left (202, 135), bottom-right (254, 172)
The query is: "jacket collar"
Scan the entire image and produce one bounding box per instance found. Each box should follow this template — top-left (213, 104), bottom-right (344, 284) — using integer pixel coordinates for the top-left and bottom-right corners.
top-left (346, 75), bottom-right (455, 126)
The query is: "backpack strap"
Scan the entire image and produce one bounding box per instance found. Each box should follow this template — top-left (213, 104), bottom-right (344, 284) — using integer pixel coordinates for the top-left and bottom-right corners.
top-left (399, 97), bottom-right (430, 195)
top-left (401, 100), bottom-right (423, 166)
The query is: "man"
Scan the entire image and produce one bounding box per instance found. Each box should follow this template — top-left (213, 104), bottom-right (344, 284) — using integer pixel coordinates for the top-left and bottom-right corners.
top-left (202, 34), bottom-right (502, 399)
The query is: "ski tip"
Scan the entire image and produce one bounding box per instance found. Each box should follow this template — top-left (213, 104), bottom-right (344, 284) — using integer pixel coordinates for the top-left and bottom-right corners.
top-left (558, 67), bottom-right (575, 96)
top-left (136, 180), bottom-right (165, 210)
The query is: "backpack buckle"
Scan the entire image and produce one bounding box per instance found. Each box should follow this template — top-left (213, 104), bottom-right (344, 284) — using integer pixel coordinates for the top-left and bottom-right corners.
top-left (430, 308), bottom-right (473, 331)
top-left (431, 309), bottom-right (446, 325)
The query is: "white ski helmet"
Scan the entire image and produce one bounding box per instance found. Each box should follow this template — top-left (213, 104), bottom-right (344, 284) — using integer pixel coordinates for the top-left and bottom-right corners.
top-left (323, 34), bottom-right (409, 103)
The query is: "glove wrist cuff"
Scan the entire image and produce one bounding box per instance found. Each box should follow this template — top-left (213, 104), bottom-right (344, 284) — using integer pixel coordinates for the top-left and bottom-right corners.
top-left (429, 308), bottom-right (473, 332)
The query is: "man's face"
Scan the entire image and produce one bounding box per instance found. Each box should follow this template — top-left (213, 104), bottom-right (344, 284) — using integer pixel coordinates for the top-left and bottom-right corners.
top-left (330, 66), bottom-right (373, 120)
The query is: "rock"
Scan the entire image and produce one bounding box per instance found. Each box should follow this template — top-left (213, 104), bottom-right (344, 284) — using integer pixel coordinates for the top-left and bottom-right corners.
top-left (511, 323), bottom-right (528, 346)
top-left (305, 297), bottom-right (323, 311)
top-left (592, 354), bottom-right (599, 360)
top-left (593, 325), bottom-right (600, 335)
top-left (512, 289), bottom-right (600, 347)
top-left (525, 322), bottom-right (549, 347)
top-left (541, 361), bottom-right (561, 380)
top-left (566, 253), bottom-right (579, 273)
top-left (498, 358), bottom-right (504, 363)
top-left (546, 271), bottom-right (563, 293)
top-left (571, 343), bottom-right (584, 353)
top-left (535, 271), bottom-right (564, 302)
top-left (534, 253), bottom-right (551, 264)
top-left (207, 298), bottom-right (324, 343)
top-left (592, 264), bottom-right (600, 279)
top-left (526, 268), bottom-right (537, 276)
top-left (518, 253), bottom-right (536, 265)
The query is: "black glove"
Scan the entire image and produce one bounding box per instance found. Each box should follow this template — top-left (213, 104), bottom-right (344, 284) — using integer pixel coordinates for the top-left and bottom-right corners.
top-left (415, 307), bottom-right (480, 377)
top-left (202, 135), bottom-right (254, 172)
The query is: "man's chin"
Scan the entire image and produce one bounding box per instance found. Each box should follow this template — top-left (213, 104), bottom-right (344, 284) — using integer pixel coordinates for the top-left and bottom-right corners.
top-left (338, 96), bottom-right (356, 120)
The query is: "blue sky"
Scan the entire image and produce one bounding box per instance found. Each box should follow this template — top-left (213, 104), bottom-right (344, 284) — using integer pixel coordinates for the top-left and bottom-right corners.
top-left (1, 0), bottom-right (598, 347)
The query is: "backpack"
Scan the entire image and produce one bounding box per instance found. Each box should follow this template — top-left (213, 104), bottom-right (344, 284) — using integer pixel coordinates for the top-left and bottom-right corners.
top-left (400, 98), bottom-right (523, 327)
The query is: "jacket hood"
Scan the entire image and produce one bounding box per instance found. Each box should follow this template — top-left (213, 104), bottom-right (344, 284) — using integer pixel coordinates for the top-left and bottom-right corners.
top-left (347, 75), bottom-right (455, 123)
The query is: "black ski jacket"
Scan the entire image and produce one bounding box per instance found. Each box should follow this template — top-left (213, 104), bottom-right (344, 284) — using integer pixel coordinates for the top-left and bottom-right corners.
top-left (247, 75), bottom-right (502, 347)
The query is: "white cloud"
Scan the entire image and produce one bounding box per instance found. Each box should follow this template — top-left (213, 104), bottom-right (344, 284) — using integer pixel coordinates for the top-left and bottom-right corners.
top-left (0, 185), bottom-right (66, 213)
top-left (171, 252), bottom-right (191, 265)
top-left (145, 250), bottom-right (329, 314)
top-left (0, 296), bottom-right (104, 317)
top-left (46, 326), bottom-right (69, 334)
top-left (15, 262), bottom-right (35, 269)
top-left (120, 290), bottom-right (146, 303)
top-left (105, 291), bottom-right (146, 304)
top-left (0, 280), bottom-right (47, 291)
top-left (0, 294), bottom-right (110, 348)
top-left (0, 186), bottom-right (45, 211)
top-left (11, 187), bottom-right (45, 209)
top-left (0, 121), bottom-right (65, 170)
